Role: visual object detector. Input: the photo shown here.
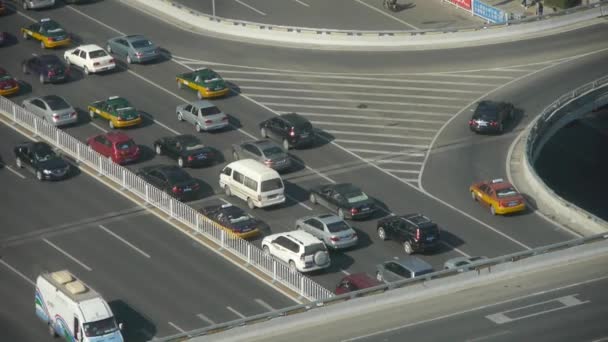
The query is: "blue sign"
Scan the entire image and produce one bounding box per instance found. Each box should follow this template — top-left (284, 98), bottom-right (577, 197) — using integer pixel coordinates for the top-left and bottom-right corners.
top-left (473, 0), bottom-right (507, 24)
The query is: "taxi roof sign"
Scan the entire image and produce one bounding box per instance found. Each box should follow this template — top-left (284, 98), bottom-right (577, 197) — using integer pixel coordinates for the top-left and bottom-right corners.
top-left (491, 178), bottom-right (505, 184)
top-left (221, 203), bottom-right (233, 208)
top-left (41, 18), bottom-right (51, 22)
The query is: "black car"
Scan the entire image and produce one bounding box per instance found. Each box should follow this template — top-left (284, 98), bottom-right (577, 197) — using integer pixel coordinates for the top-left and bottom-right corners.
top-left (153, 134), bottom-right (216, 168)
top-left (22, 54), bottom-right (70, 84)
top-left (376, 213), bottom-right (440, 255)
top-left (259, 113), bottom-right (315, 150)
top-left (469, 101), bottom-right (514, 134)
top-left (136, 165), bottom-right (199, 201)
top-left (200, 203), bottom-right (261, 239)
top-left (14, 141), bottom-right (70, 181)
top-left (0, 32), bottom-right (8, 47)
top-left (309, 183), bottom-right (375, 220)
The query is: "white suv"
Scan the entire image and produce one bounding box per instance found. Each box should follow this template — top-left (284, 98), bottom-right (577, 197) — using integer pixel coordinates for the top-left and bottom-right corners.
top-left (261, 231), bottom-right (331, 273)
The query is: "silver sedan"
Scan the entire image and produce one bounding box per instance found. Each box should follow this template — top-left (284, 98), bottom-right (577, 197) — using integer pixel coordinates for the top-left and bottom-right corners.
top-left (232, 139), bottom-right (292, 172)
top-left (22, 95), bottom-right (78, 127)
top-left (295, 214), bottom-right (358, 250)
top-left (106, 35), bottom-right (160, 64)
top-left (443, 256), bottom-right (488, 270)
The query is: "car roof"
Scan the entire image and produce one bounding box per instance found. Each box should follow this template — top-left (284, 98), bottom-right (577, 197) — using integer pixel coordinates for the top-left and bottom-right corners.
top-left (393, 257), bottom-right (433, 272)
top-left (280, 113), bottom-right (310, 127)
top-left (400, 213), bottom-right (434, 226)
top-left (343, 273), bottom-right (382, 287)
top-left (248, 139), bottom-right (280, 149)
top-left (76, 44), bottom-right (104, 52)
top-left (315, 214), bottom-right (344, 225)
top-left (41, 94), bottom-right (66, 103)
top-left (227, 159), bottom-right (280, 176)
top-left (173, 134), bottom-right (200, 144)
top-left (486, 179), bottom-right (515, 191)
top-left (125, 34), bottom-right (146, 41)
top-left (332, 183), bottom-right (360, 193)
top-left (273, 230), bottom-right (322, 246)
top-left (38, 54), bottom-right (62, 63)
top-left (103, 132), bottom-right (132, 143)
top-left (190, 100), bottom-right (216, 108)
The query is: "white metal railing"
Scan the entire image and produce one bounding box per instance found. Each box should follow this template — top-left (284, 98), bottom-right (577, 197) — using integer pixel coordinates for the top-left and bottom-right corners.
top-left (0, 96), bottom-right (334, 302)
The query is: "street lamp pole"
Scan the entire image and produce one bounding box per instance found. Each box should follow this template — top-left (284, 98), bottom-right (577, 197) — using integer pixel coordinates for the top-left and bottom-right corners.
top-left (212, 0), bottom-right (216, 17)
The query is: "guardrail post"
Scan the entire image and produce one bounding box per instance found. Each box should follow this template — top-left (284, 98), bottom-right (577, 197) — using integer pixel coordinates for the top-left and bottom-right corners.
top-left (299, 277), bottom-right (305, 300)
top-left (272, 261), bottom-right (277, 283)
top-left (97, 156), bottom-right (103, 176)
top-left (145, 185), bottom-right (150, 205)
top-left (12, 105), bottom-right (17, 124)
top-left (56, 130), bottom-right (60, 146)
top-left (76, 144), bottom-right (81, 165)
top-left (169, 200), bottom-right (173, 220)
top-left (33, 118), bottom-right (38, 138)
top-left (195, 214), bottom-right (200, 235)
top-left (121, 169), bottom-right (126, 190)
top-left (246, 245), bottom-right (251, 267)
top-left (219, 230), bottom-right (225, 251)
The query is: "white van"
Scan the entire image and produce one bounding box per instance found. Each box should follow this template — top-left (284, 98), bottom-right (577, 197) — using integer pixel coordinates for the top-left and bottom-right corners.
top-left (36, 270), bottom-right (124, 342)
top-left (219, 159), bottom-right (286, 209)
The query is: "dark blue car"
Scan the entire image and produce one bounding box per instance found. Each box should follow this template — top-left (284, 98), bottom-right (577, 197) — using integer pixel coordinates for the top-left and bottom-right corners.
top-left (22, 54), bottom-right (70, 84)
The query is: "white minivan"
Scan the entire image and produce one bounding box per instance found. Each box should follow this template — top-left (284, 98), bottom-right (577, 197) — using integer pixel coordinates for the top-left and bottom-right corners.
top-left (219, 159), bottom-right (286, 209)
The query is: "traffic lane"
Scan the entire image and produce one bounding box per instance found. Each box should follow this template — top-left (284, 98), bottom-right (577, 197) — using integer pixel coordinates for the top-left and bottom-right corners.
top-left (49, 2), bottom-right (608, 74)
top-left (0, 266), bottom-right (50, 342)
top-left (353, 274), bottom-right (608, 342)
top-left (175, 0), bottom-right (413, 30)
top-left (422, 50), bottom-right (608, 243)
top-left (0, 122), bottom-right (136, 240)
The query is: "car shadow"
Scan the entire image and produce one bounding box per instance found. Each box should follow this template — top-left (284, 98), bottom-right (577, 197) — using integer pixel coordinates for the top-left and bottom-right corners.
top-left (307, 128), bottom-right (334, 149)
top-left (505, 107), bottom-right (526, 133)
top-left (226, 82), bottom-right (241, 98)
top-left (0, 32), bottom-right (18, 47)
top-left (312, 252), bottom-right (354, 275)
top-left (394, 3), bottom-right (415, 12)
top-left (191, 179), bottom-right (215, 200)
top-left (15, 81), bottom-right (32, 96)
top-left (71, 107), bottom-right (96, 128)
top-left (436, 229), bottom-right (466, 251)
top-left (207, 147), bottom-right (225, 165)
top-left (283, 153), bottom-right (306, 174)
top-left (68, 33), bottom-right (85, 45)
top-left (347, 226), bottom-right (373, 250)
top-left (132, 111), bottom-right (156, 129)
top-left (135, 145), bottom-right (156, 163)
top-left (226, 114), bottom-right (243, 130)
top-left (364, 197), bottom-right (392, 221)
top-left (108, 299), bottom-right (156, 342)
top-left (278, 180), bottom-right (310, 209)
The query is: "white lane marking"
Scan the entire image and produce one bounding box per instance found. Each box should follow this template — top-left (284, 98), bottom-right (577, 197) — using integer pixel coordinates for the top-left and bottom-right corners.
top-left (248, 94), bottom-right (463, 109)
top-left (287, 194), bottom-right (312, 210)
top-left (217, 71), bottom-right (498, 86)
top-left (90, 122), bottom-right (109, 133)
top-left (255, 298), bottom-right (276, 311)
top-left (139, 329), bottom-right (155, 340)
top-left (168, 321), bottom-right (185, 333)
top-left (352, 0), bottom-right (420, 30)
top-left (423, 73), bottom-right (515, 80)
top-left (293, 0), bottom-right (310, 6)
top-left (401, 178), bottom-right (419, 183)
top-left (349, 148), bottom-right (425, 156)
top-left (368, 159), bottom-right (423, 165)
top-left (491, 68), bottom-right (534, 72)
top-left (325, 130), bottom-right (432, 140)
top-left (43, 238), bottom-right (93, 271)
top-left (231, 78), bottom-right (484, 94)
top-left (313, 117), bottom-right (443, 126)
top-left (226, 306), bottom-right (247, 319)
top-left (0, 259), bottom-right (36, 286)
top-left (3, 165), bottom-right (26, 179)
top-left (264, 104), bottom-right (452, 118)
top-left (309, 118), bottom-right (441, 130)
top-left (440, 241), bottom-right (470, 257)
top-left (336, 139), bottom-right (428, 149)
top-left (235, 0), bottom-right (267, 15)
top-left (342, 274), bottom-right (608, 342)
top-left (341, 269), bottom-right (351, 276)
top-left (240, 86), bottom-right (470, 102)
top-left (98, 224), bottom-right (151, 258)
top-left (382, 169), bottom-right (419, 174)
top-left (139, 112), bottom-right (181, 135)
top-left (466, 330), bottom-right (511, 342)
top-left (196, 313), bottom-right (216, 325)
top-left (485, 294), bottom-right (589, 324)
top-left (66, 5), bottom-right (126, 35)
top-left (590, 337), bottom-right (608, 342)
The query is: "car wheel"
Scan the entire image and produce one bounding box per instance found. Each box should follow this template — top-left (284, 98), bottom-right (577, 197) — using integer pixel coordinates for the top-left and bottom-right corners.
top-left (377, 227), bottom-right (387, 240)
top-left (282, 139), bottom-right (290, 151)
top-left (177, 157), bottom-right (184, 168)
top-left (195, 124), bottom-right (202, 133)
top-left (36, 170), bottom-right (43, 181)
top-left (155, 144), bottom-right (162, 155)
top-left (16, 157), bottom-right (23, 168)
top-left (232, 151), bottom-right (239, 161)
top-left (260, 127), bottom-right (267, 138)
top-left (404, 242), bottom-right (414, 255)
top-left (263, 245), bottom-right (270, 256)
top-left (197, 91), bottom-right (203, 100)
top-left (309, 193), bottom-right (317, 204)
top-left (177, 81), bottom-right (183, 89)
top-left (247, 197), bottom-right (255, 210)
top-left (376, 271), bottom-right (383, 282)
top-left (127, 55), bottom-right (132, 64)
top-left (84, 66), bottom-right (89, 75)
top-left (490, 205), bottom-right (496, 216)
top-left (471, 191), bottom-right (477, 201)
top-left (109, 120), bottom-right (115, 129)
top-left (224, 185), bottom-right (231, 197)
top-left (39, 73), bottom-right (45, 84)
top-left (48, 323), bottom-right (57, 337)
top-left (40, 40), bottom-right (46, 49)
top-left (89, 109), bottom-right (95, 119)
top-left (289, 260), bottom-right (297, 272)
top-left (338, 208), bottom-right (345, 220)
top-left (22, 31), bottom-right (29, 40)
top-left (106, 45), bottom-right (112, 54)
top-left (177, 112), bottom-right (184, 121)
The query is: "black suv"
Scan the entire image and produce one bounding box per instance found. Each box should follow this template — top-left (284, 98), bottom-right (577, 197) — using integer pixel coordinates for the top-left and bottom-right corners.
top-left (376, 214), bottom-right (440, 254)
top-left (259, 113), bottom-right (315, 150)
top-left (468, 100), bottom-right (514, 134)
top-left (22, 54), bottom-right (70, 84)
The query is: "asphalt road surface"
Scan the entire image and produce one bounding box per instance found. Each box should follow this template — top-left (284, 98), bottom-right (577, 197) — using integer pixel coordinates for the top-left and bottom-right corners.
top-left (0, 0), bottom-right (607, 340)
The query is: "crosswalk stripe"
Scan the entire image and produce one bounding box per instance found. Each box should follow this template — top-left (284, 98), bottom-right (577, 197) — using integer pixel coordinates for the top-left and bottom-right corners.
top-left (252, 95), bottom-right (462, 109)
top-left (336, 139), bottom-right (428, 148)
top-left (348, 148), bottom-right (426, 156)
top-left (274, 105), bottom-right (452, 117)
top-left (324, 130), bottom-right (432, 140)
top-left (423, 73), bottom-right (514, 80)
top-left (310, 120), bottom-right (438, 132)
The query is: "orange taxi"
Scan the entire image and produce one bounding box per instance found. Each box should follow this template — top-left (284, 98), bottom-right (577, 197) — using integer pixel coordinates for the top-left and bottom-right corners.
top-left (470, 178), bottom-right (526, 215)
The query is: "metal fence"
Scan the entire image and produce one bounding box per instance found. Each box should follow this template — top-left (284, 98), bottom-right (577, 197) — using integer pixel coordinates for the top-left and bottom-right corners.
top-left (0, 96), bottom-right (334, 302)
top-left (153, 232), bottom-right (608, 341)
top-left (526, 74), bottom-right (608, 162)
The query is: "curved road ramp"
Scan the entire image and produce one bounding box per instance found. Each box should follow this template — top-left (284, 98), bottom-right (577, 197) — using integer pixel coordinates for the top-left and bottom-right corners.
top-left (147, 233), bottom-right (608, 341)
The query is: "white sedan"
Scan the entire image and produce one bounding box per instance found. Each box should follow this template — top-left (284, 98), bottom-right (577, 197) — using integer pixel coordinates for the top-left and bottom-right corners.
top-left (64, 44), bottom-right (115, 75)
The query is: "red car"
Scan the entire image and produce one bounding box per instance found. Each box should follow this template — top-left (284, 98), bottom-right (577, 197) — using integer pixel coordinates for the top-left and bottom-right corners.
top-left (0, 67), bottom-right (20, 96)
top-left (335, 273), bottom-right (383, 295)
top-left (87, 132), bottom-right (140, 165)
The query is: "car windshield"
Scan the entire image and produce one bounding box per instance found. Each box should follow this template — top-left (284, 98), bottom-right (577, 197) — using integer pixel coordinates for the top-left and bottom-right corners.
top-left (304, 243), bottom-right (326, 255)
top-left (326, 221), bottom-right (351, 233)
top-left (345, 192), bottom-right (368, 204)
top-left (496, 187), bottom-right (518, 198)
top-left (167, 169), bottom-right (191, 183)
top-left (116, 140), bottom-right (135, 150)
top-left (34, 150), bottom-right (57, 162)
top-left (261, 178), bottom-right (283, 192)
top-left (0, 74), bottom-right (12, 81)
top-left (474, 103), bottom-right (499, 120)
top-left (200, 106), bottom-right (221, 116)
top-left (45, 96), bottom-right (70, 110)
top-left (202, 72), bottom-right (220, 83)
top-left (117, 107), bottom-right (134, 113)
top-left (89, 50), bottom-right (108, 59)
top-left (131, 39), bottom-right (152, 48)
top-left (83, 317), bottom-right (119, 337)
top-left (229, 214), bottom-right (252, 224)
top-left (42, 21), bottom-right (62, 32)
top-left (262, 146), bottom-right (284, 157)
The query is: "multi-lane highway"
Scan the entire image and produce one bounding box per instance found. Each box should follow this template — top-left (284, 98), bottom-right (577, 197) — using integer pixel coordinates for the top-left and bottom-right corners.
top-left (1, 0), bottom-right (607, 340)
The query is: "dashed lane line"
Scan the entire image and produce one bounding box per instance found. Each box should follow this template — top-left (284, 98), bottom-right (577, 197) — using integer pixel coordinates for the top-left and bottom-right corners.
top-left (263, 104), bottom-right (453, 118)
top-left (168, 322), bottom-right (185, 333)
top-left (247, 94), bottom-right (464, 109)
top-left (352, 0), bottom-right (420, 30)
top-left (226, 306), bottom-right (247, 319)
top-left (0, 260), bottom-right (36, 286)
top-left (43, 238), bottom-right (93, 271)
top-left (324, 130), bottom-right (432, 140)
top-left (255, 298), bottom-right (276, 311)
top-left (2, 165), bottom-right (27, 179)
top-left (293, 0), bottom-right (310, 7)
top-left (98, 225), bottom-right (151, 258)
top-left (235, 0), bottom-right (267, 15)
top-left (196, 313), bottom-right (216, 326)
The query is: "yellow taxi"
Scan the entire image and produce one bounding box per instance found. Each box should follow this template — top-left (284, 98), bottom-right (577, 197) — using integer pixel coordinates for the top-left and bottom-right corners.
top-left (0, 68), bottom-right (20, 96)
top-left (470, 178), bottom-right (526, 215)
top-left (88, 96), bottom-right (142, 129)
top-left (21, 18), bottom-right (71, 49)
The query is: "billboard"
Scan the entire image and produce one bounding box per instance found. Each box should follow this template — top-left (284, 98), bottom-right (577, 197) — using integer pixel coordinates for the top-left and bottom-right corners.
top-left (448, 0), bottom-right (472, 11)
top-left (473, 0), bottom-right (507, 23)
